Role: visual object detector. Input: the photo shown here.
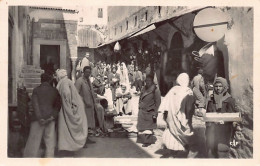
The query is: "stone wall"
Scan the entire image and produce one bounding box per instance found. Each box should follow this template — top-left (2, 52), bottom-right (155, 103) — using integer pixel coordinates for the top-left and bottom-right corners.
top-left (8, 6), bottom-right (30, 105)
top-left (33, 20), bottom-right (67, 40)
top-left (219, 7), bottom-right (253, 158)
top-left (107, 6), bottom-right (142, 28)
top-left (32, 19), bottom-right (78, 77)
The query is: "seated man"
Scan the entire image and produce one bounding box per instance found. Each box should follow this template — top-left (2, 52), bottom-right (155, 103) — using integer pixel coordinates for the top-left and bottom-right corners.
top-left (97, 88), bottom-right (117, 130)
top-left (92, 74), bottom-right (106, 95)
top-left (115, 83), bottom-right (132, 116)
top-left (95, 96), bottom-right (107, 137)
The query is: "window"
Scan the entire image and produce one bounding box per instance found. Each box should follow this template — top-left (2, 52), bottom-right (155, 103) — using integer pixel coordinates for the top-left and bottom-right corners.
top-left (158, 6), bottom-right (161, 15)
top-left (126, 21), bottom-right (128, 30)
top-left (145, 11), bottom-right (148, 21)
top-left (79, 17), bottom-right (83, 22)
top-left (115, 28), bottom-right (117, 35)
top-left (98, 8), bottom-right (103, 18)
top-left (134, 16), bottom-right (137, 26)
top-left (120, 26), bottom-right (122, 33)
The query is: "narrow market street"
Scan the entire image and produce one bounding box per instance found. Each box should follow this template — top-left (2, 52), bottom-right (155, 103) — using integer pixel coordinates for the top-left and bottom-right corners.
top-left (6, 5), bottom-right (254, 160)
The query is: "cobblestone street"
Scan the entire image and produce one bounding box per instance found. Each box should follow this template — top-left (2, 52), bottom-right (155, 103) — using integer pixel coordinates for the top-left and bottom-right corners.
top-left (57, 91), bottom-right (207, 158)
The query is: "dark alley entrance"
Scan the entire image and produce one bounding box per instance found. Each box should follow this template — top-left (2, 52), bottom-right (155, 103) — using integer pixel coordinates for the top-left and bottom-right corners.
top-left (40, 45), bottom-right (60, 73)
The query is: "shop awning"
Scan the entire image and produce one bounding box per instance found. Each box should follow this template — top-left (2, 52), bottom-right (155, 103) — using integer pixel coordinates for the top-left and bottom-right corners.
top-left (128, 24), bottom-right (156, 39)
top-left (97, 6), bottom-right (207, 48)
top-left (97, 30), bottom-right (138, 48)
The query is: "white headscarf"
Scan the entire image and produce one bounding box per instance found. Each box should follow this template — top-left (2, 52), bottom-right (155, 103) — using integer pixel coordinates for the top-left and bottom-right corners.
top-left (117, 62), bottom-right (130, 89)
top-left (56, 69), bottom-right (67, 80)
top-left (176, 73), bottom-right (190, 87)
top-left (56, 69), bottom-right (68, 89)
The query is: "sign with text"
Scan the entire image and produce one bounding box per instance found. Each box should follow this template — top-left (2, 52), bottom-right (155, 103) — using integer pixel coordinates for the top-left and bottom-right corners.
top-left (41, 23), bottom-right (61, 29)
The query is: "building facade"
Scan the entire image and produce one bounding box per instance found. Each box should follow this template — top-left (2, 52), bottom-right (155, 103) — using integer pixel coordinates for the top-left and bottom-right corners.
top-left (8, 6), bottom-right (108, 106)
top-left (101, 6), bottom-right (253, 158)
top-left (8, 6), bottom-right (31, 105)
top-left (78, 6), bottom-right (107, 26)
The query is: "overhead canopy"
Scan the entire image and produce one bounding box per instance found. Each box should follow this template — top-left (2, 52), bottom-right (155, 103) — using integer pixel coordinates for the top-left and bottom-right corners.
top-left (129, 24), bottom-right (156, 39)
top-left (97, 30), bottom-right (138, 48)
top-left (98, 6), bottom-right (207, 48)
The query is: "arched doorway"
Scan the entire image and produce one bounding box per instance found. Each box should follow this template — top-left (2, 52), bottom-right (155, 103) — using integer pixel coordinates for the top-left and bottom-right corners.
top-left (160, 32), bottom-right (185, 96)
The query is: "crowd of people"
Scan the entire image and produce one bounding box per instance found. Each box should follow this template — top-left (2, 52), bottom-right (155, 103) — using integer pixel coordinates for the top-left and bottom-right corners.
top-left (23, 52), bottom-right (242, 158)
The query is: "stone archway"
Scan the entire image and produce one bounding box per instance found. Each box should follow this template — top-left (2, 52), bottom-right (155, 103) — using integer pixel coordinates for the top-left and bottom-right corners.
top-left (166, 32), bottom-right (184, 76)
top-left (160, 32), bottom-right (186, 95)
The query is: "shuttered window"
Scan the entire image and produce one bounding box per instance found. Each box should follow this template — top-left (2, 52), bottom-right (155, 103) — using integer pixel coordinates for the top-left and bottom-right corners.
top-left (98, 8), bottom-right (103, 18)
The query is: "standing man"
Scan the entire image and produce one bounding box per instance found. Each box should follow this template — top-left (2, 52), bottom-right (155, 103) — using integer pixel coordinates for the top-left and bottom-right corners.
top-left (24, 73), bottom-right (61, 157)
top-left (92, 61), bottom-right (101, 79)
top-left (134, 66), bottom-right (143, 94)
top-left (145, 63), bottom-right (151, 76)
top-left (80, 52), bottom-right (90, 72)
top-left (191, 69), bottom-right (206, 116)
top-left (205, 77), bottom-right (240, 158)
top-left (108, 66), bottom-right (120, 102)
top-left (128, 61), bottom-right (135, 89)
top-left (75, 66), bottom-right (98, 143)
top-left (153, 62), bottom-right (160, 90)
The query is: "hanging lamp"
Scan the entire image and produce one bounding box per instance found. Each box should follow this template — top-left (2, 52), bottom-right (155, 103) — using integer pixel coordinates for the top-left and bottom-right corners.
top-left (114, 41), bottom-right (121, 52)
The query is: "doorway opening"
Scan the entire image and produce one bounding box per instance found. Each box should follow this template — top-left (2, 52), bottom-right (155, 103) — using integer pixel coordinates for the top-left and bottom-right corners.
top-left (166, 32), bottom-right (184, 76)
top-left (40, 45), bottom-right (60, 74)
top-left (160, 32), bottom-right (184, 96)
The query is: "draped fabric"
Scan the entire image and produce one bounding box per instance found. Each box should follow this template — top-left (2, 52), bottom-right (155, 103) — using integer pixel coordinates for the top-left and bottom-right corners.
top-left (117, 62), bottom-right (130, 89)
top-left (159, 73), bottom-right (194, 151)
top-left (56, 77), bottom-right (88, 151)
top-left (103, 88), bottom-right (114, 111)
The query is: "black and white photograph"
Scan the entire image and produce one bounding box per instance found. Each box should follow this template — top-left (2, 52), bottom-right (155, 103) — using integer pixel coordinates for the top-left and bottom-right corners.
top-left (1, 0), bottom-right (259, 165)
